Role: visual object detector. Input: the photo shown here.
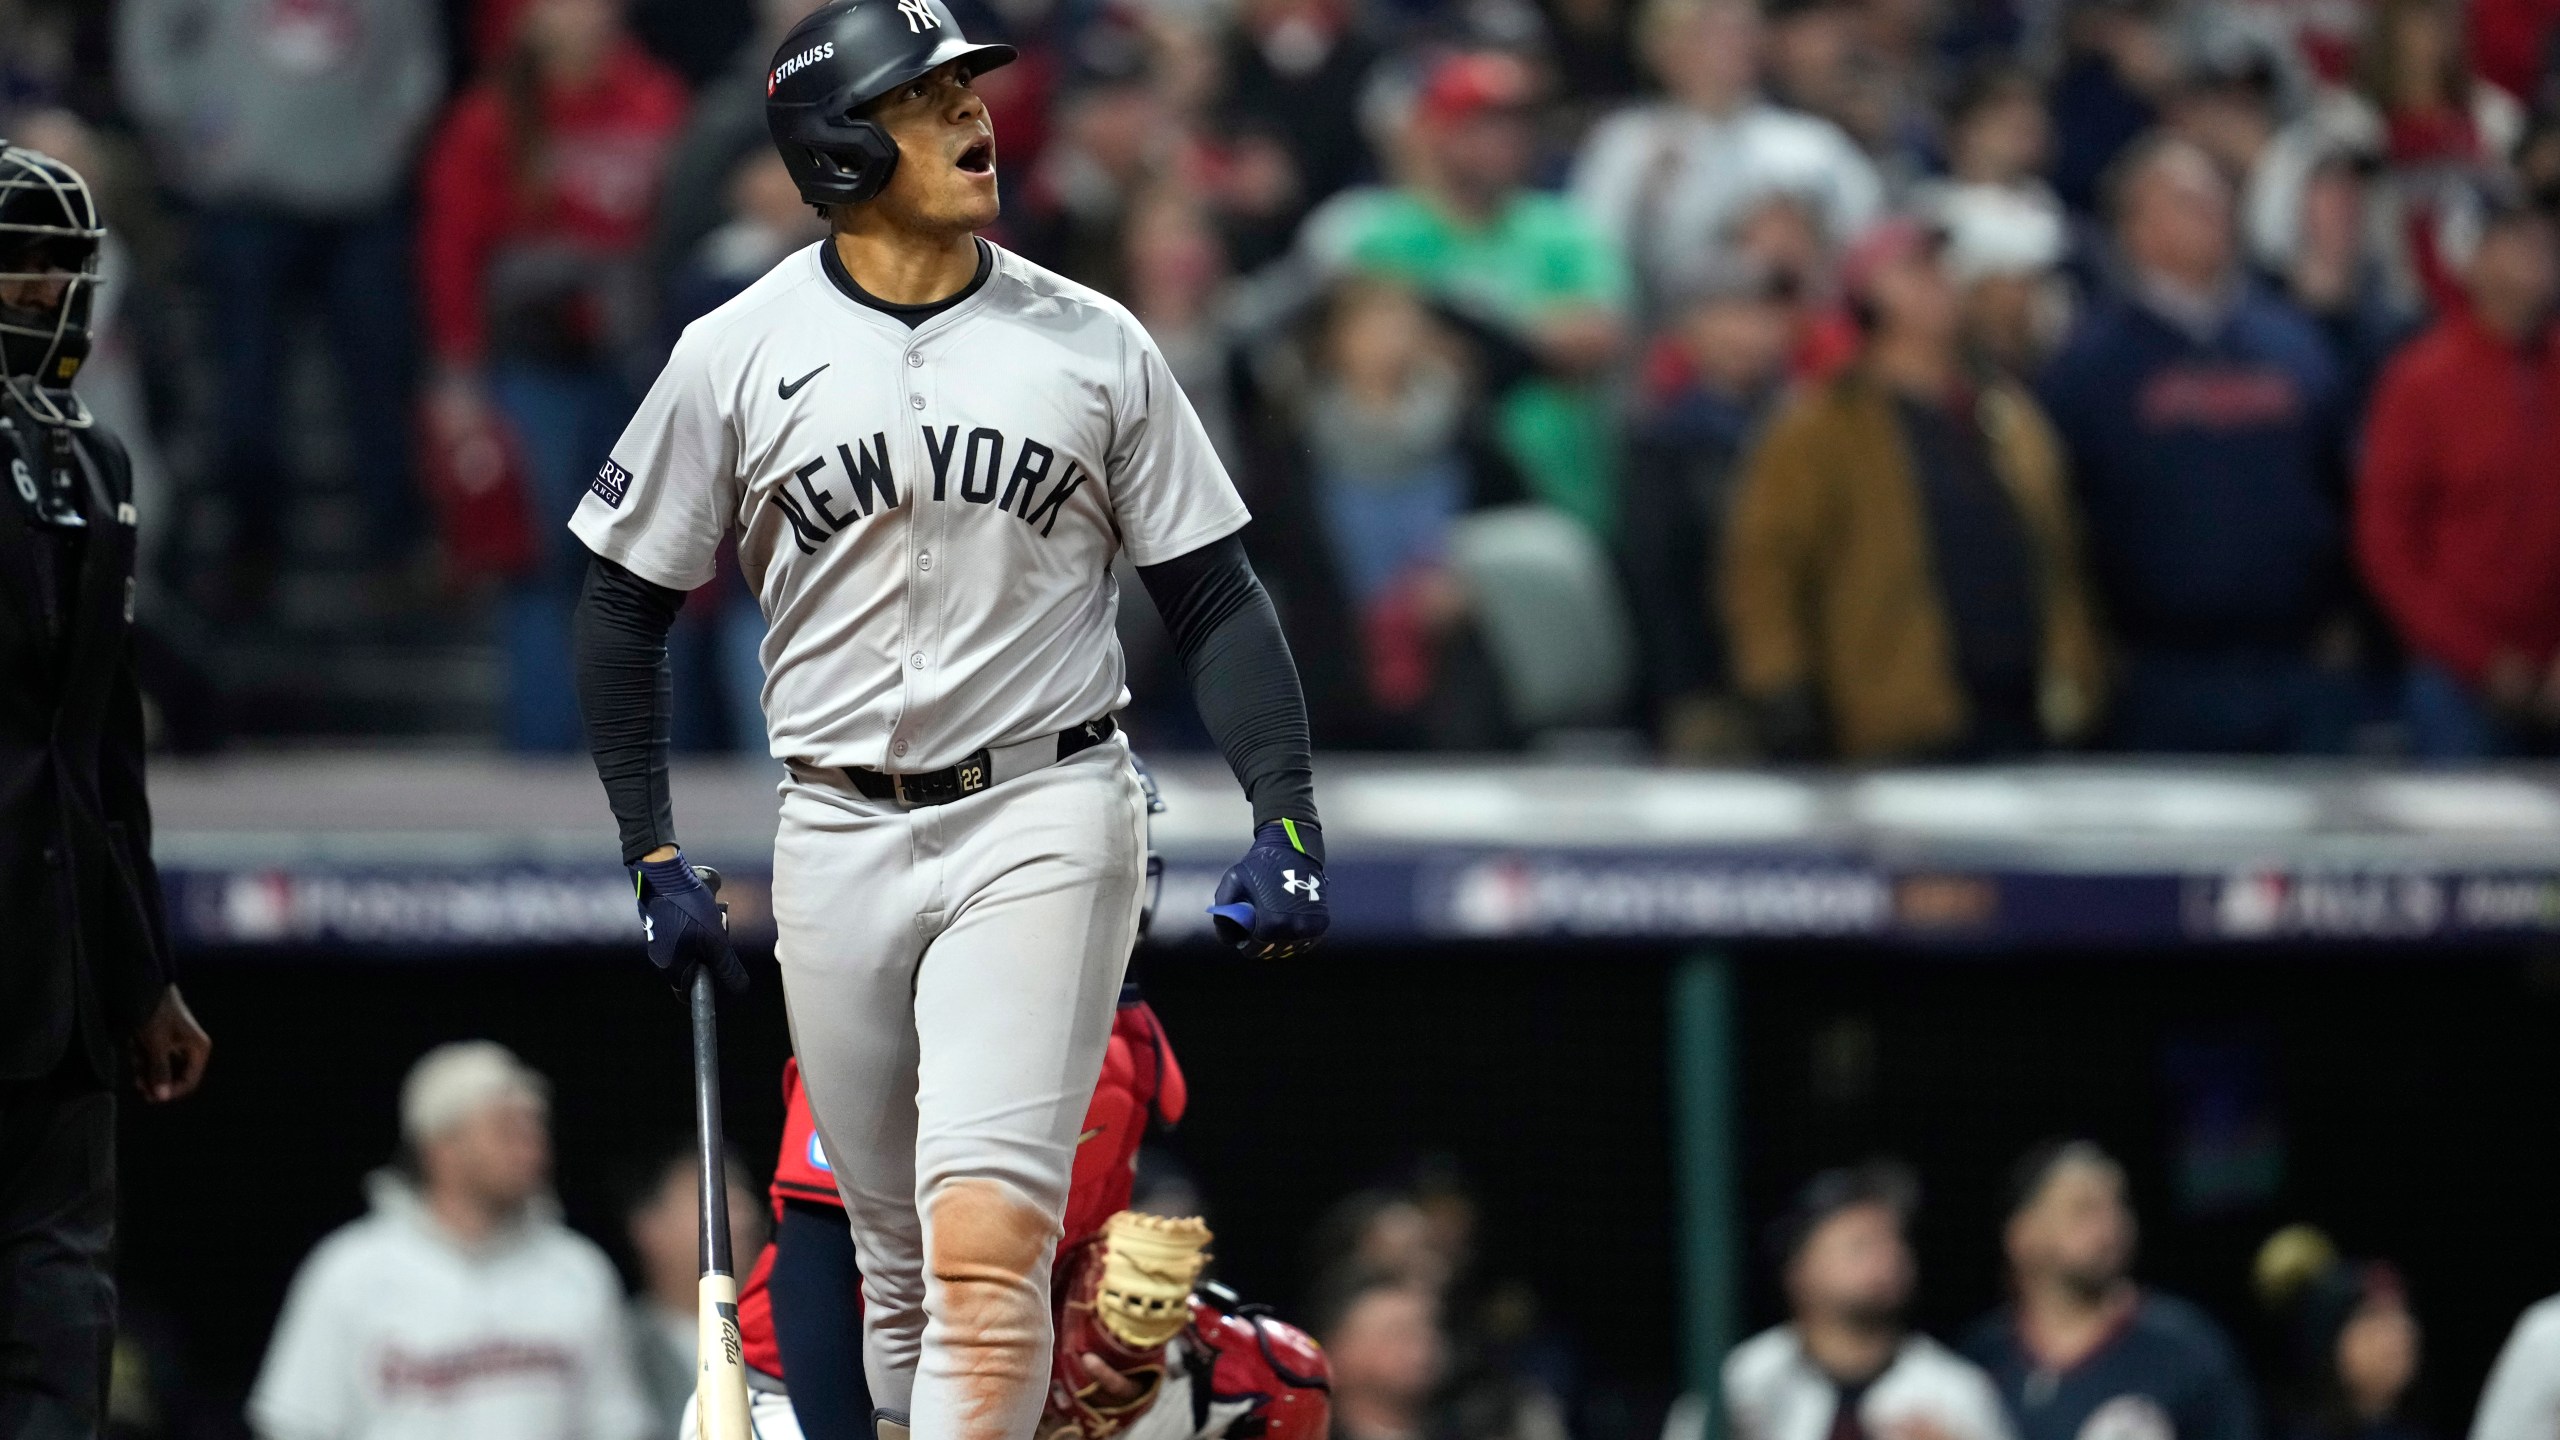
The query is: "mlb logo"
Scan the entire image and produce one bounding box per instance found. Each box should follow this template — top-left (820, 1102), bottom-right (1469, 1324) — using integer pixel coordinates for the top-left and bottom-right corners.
top-left (590, 458), bottom-right (634, 508)
top-left (807, 1133), bottom-right (834, 1173)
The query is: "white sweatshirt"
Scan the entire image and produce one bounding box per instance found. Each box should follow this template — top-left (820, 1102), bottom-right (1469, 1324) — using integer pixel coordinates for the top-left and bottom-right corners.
top-left (2470, 1295), bottom-right (2560, 1440)
top-left (250, 1172), bottom-right (650, 1440)
top-left (1726, 1326), bottom-right (2018, 1440)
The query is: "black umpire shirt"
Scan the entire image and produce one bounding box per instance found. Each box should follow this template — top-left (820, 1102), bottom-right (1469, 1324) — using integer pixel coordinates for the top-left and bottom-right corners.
top-left (0, 394), bottom-right (171, 1086)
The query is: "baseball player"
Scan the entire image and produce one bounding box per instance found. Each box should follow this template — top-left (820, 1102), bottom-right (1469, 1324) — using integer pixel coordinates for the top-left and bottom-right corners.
top-left (693, 769), bottom-right (1328, 1440)
top-left (567, 3), bottom-right (1329, 1437)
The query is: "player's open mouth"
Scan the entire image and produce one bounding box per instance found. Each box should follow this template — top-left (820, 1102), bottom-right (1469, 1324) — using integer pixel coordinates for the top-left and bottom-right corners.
top-left (956, 140), bottom-right (994, 175)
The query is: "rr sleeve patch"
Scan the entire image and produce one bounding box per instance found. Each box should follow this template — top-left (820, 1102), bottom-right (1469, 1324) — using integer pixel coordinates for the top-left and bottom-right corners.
top-left (590, 458), bottom-right (634, 508)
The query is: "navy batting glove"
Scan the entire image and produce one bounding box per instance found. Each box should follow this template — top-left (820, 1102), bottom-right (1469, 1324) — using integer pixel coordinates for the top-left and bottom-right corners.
top-left (1209, 820), bottom-right (1329, 958)
top-left (633, 853), bottom-right (748, 994)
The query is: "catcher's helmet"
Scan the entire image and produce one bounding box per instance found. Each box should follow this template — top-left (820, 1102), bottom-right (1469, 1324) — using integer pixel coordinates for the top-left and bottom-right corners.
top-left (765, 0), bottom-right (1016, 208)
top-left (0, 141), bottom-right (103, 428)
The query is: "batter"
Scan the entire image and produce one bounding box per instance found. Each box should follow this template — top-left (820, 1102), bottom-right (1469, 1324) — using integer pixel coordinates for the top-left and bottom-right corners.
top-left (567, 4), bottom-right (1328, 1438)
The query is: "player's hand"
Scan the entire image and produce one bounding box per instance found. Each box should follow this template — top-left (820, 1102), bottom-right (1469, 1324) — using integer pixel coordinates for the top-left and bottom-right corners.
top-left (633, 851), bottom-right (749, 994)
top-left (1209, 820), bottom-right (1328, 958)
top-left (1076, 1354), bottom-right (1152, 1408)
top-left (128, 985), bottom-right (211, 1103)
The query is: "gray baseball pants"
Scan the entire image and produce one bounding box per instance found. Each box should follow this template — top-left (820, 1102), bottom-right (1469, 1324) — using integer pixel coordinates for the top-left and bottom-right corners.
top-left (771, 738), bottom-right (1147, 1440)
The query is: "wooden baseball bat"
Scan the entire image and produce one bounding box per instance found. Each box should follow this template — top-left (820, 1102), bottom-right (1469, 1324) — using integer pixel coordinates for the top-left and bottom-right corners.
top-left (689, 866), bottom-right (753, 1440)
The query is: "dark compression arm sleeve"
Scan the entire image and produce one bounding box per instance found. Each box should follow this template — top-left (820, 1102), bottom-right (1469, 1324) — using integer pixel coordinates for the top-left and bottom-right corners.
top-left (574, 553), bottom-right (684, 864)
top-left (1136, 533), bottom-right (1319, 827)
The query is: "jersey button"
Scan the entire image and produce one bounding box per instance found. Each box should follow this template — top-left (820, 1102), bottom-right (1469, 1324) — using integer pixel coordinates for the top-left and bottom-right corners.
top-left (917, 552), bottom-right (932, 571)
top-left (893, 740), bottom-right (909, 757)
top-left (909, 394), bottom-right (925, 410)
top-left (907, 352), bottom-right (923, 368)
top-left (910, 652), bottom-right (926, 668)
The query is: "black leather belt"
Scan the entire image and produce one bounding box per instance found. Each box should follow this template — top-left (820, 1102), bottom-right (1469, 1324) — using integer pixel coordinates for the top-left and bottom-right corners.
top-left (847, 715), bottom-right (1117, 806)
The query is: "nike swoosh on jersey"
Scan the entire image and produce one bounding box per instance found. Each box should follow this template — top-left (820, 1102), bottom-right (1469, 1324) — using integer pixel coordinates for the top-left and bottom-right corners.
top-left (778, 364), bottom-right (830, 399)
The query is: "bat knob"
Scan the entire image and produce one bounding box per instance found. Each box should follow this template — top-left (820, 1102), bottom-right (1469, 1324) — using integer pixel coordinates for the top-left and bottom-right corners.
top-left (1209, 901), bottom-right (1257, 946)
top-left (691, 865), bottom-right (723, 896)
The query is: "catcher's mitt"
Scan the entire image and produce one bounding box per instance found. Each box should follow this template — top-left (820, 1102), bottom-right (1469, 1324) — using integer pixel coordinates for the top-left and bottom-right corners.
top-left (1041, 1212), bottom-right (1214, 1440)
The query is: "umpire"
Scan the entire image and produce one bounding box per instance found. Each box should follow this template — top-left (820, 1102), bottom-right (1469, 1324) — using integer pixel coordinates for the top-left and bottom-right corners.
top-left (0, 139), bottom-right (210, 1435)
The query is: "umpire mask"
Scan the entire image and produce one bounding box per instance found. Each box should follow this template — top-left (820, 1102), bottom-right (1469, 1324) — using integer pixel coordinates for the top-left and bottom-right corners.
top-left (0, 141), bottom-right (104, 429)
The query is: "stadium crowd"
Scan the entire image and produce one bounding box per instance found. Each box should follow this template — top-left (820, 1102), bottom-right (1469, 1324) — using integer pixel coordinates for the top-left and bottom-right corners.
top-left (2, 0), bottom-right (2559, 759)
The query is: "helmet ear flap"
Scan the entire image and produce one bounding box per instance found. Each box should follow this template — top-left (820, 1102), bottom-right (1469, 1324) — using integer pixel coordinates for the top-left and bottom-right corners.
top-left (830, 120), bottom-right (902, 204)
top-left (777, 115), bottom-right (901, 207)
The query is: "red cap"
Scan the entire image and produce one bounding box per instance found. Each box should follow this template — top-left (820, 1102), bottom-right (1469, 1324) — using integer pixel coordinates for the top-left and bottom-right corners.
top-left (1837, 215), bottom-right (1944, 305)
top-left (1416, 51), bottom-right (1537, 128)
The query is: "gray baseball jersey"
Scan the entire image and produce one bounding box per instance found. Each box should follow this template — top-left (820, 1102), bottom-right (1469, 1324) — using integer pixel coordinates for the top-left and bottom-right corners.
top-left (568, 240), bottom-right (1250, 769)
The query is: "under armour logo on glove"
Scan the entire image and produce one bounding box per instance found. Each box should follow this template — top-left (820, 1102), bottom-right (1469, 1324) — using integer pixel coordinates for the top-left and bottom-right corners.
top-left (1210, 820), bottom-right (1330, 958)
top-left (633, 853), bottom-right (749, 995)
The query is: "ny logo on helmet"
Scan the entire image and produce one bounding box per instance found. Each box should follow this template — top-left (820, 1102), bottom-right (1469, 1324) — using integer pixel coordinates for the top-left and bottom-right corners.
top-left (897, 0), bottom-right (940, 31)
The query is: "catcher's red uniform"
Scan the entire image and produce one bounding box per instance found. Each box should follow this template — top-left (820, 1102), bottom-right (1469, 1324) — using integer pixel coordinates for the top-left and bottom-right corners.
top-left (737, 994), bottom-right (1188, 1381)
top-left (731, 997), bottom-right (1326, 1440)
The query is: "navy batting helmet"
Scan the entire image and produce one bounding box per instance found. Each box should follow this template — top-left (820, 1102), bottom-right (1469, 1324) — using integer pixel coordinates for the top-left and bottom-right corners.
top-left (765, 0), bottom-right (1016, 208)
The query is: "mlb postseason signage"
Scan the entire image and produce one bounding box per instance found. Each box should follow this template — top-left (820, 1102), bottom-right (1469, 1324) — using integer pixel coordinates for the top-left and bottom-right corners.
top-left (150, 758), bottom-right (2560, 951)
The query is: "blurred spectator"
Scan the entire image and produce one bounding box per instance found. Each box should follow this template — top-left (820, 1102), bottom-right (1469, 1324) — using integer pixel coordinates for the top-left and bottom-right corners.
top-left (248, 1042), bottom-right (649, 1440)
top-left (2352, 0), bottom-right (2525, 309)
top-left (1320, 1276), bottom-right (1452, 1440)
top-left (2260, 145), bottom-right (2420, 412)
top-left (1314, 1268), bottom-right (1570, 1440)
top-left (1217, 0), bottom-right (1381, 228)
top-left (2040, 135), bottom-right (2355, 753)
top-left (1538, 0), bottom-right (1645, 117)
top-left (2247, 105), bottom-right (2411, 323)
top-left (2044, 0), bottom-right (2181, 212)
top-left (1931, 64), bottom-right (2062, 211)
top-left (1621, 261), bottom-right (1792, 754)
top-left (663, 151), bottom-right (827, 335)
top-left (1156, 16), bottom-right (1307, 275)
top-left (1018, 39), bottom-right (1167, 292)
top-left (1772, 0), bottom-right (1943, 182)
top-left (2253, 1227), bottom-right (2426, 1440)
top-left (1572, 0), bottom-right (1882, 313)
top-left (1125, 185), bottom-right (1241, 465)
top-left (2354, 202), bottom-right (2560, 756)
top-left (646, 0), bottom-right (830, 305)
top-left (1720, 1163), bottom-right (2015, 1440)
top-left (2470, 0), bottom-right (2560, 103)
top-left (1303, 278), bottom-right (1473, 714)
top-left (1313, 51), bottom-right (1627, 536)
top-left (115, 0), bottom-right (446, 611)
top-left (1308, 1190), bottom-right (1465, 1297)
top-left (2166, 50), bottom-right (2282, 196)
top-left (621, 1144), bottom-right (767, 1433)
top-left (1762, 0), bottom-right (1867, 142)
top-left (1921, 66), bottom-right (2073, 376)
top-left (1961, 1141), bottom-right (2256, 1440)
top-left (1306, 1170), bottom-right (1577, 1438)
top-left (2469, 1291), bottom-right (2560, 1440)
top-left (1938, 184), bottom-right (2072, 376)
top-left (1725, 217), bottom-right (2103, 761)
top-left (417, 0), bottom-right (688, 751)
top-left (2513, 110), bottom-right (2560, 210)
top-left (1723, 188), bottom-right (1864, 378)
